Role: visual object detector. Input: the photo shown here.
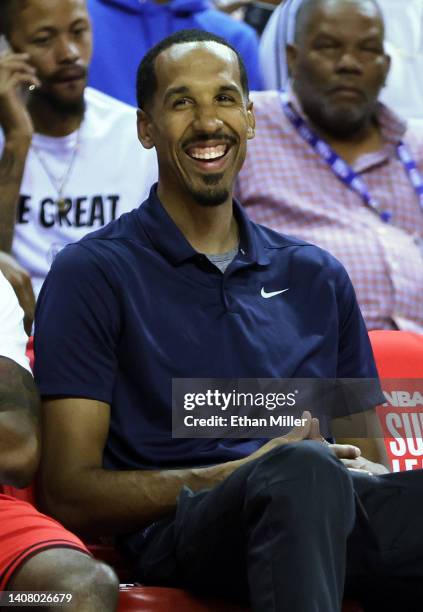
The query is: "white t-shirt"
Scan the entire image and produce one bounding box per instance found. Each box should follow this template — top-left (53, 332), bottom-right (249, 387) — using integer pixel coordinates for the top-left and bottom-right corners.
top-left (0, 271), bottom-right (31, 372)
top-left (2, 88), bottom-right (157, 296)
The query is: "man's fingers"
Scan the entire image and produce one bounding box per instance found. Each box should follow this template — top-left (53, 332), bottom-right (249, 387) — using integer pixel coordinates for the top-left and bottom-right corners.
top-left (0, 58), bottom-right (36, 72)
top-left (309, 417), bottom-right (321, 439)
top-left (6, 72), bottom-right (39, 91)
top-left (347, 468), bottom-right (373, 476)
top-left (330, 444), bottom-right (361, 459)
top-left (286, 410), bottom-right (312, 440)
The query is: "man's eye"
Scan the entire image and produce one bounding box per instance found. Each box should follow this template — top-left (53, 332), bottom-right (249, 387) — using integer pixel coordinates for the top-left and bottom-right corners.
top-left (72, 27), bottom-right (88, 37)
top-left (361, 47), bottom-right (382, 54)
top-left (316, 42), bottom-right (338, 50)
top-left (217, 95), bottom-right (234, 103)
top-left (173, 98), bottom-right (191, 108)
top-left (32, 37), bottom-right (51, 46)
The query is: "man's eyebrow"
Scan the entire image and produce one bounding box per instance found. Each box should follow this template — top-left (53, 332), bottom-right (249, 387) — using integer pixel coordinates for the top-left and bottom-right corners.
top-left (31, 17), bottom-right (89, 35)
top-left (219, 85), bottom-right (242, 95)
top-left (164, 86), bottom-right (190, 104)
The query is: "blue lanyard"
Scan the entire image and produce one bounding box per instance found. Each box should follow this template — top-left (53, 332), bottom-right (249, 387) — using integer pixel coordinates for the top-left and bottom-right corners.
top-left (281, 94), bottom-right (423, 223)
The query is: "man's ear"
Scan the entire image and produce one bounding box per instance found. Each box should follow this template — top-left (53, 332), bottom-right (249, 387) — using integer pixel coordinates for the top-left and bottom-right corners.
top-left (247, 100), bottom-right (255, 140)
top-left (286, 44), bottom-right (298, 80)
top-left (137, 108), bottom-right (155, 149)
top-left (382, 52), bottom-right (391, 87)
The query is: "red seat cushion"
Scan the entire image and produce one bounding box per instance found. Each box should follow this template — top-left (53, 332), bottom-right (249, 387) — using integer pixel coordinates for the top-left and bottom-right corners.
top-left (118, 587), bottom-right (362, 612)
top-left (118, 587), bottom-right (248, 611)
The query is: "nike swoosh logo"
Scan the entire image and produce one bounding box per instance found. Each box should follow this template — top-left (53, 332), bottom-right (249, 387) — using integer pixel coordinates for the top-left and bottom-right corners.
top-left (261, 287), bottom-right (290, 299)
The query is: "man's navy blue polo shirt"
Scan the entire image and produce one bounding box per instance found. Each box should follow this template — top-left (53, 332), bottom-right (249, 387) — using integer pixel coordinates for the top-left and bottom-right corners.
top-left (35, 186), bottom-right (381, 471)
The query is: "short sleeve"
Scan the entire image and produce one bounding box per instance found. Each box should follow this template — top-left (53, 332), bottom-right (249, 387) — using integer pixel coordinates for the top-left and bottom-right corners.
top-left (0, 271), bottom-right (31, 372)
top-left (34, 242), bottom-right (120, 403)
top-left (335, 264), bottom-right (379, 378)
top-left (331, 262), bottom-right (385, 417)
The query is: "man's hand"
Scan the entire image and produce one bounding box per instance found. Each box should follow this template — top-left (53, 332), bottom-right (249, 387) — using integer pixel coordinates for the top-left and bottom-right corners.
top-left (0, 252), bottom-right (35, 334)
top-left (0, 51), bottom-right (39, 140)
top-left (341, 456), bottom-right (389, 476)
top-left (243, 410), bottom-right (314, 462)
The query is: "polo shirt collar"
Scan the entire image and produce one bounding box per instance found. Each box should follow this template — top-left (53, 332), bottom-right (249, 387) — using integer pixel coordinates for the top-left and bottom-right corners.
top-left (138, 185), bottom-right (270, 266)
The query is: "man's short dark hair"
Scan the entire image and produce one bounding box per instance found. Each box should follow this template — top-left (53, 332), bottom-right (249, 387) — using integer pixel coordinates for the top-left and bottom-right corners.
top-left (136, 29), bottom-right (249, 111)
top-left (0, 0), bottom-right (25, 38)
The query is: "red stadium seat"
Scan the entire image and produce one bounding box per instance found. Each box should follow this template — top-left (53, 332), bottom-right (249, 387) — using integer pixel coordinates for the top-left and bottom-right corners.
top-left (369, 331), bottom-right (423, 472)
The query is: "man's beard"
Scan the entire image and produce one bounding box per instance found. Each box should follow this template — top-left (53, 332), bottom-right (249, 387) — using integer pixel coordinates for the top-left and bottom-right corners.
top-left (191, 173), bottom-right (229, 207)
top-left (32, 86), bottom-right (85, 117)
top-left (301, 96), bottom-right (373, 139)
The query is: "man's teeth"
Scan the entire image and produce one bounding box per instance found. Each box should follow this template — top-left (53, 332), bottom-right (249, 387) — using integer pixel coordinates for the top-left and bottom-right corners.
top-left (188, 144), bottom-right (227, 160)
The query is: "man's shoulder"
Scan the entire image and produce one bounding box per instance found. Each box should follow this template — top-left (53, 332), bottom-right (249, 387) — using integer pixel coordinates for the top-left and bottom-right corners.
top-left (83, 87), bottom-right (141, 139)
top-left (85, 86), bottom-right (136, 116)
top-left (83, 87), bottom-right (157, 170)
top-left (51, 207), bottom-right (145, 270)
top-left (402, 117), bottom-right (423, 149)
top-left (249, 90), bottom-right (287, 129)
top-left (250, 90), bottom-right (283, 112)
top-left (253, 221), bottom-right (348, 275)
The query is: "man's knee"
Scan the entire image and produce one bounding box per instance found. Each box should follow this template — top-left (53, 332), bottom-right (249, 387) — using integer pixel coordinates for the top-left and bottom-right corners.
top-left (9, 548), bottom-right (119, 611)
top-left (64, 556), bottom-right (119, 609)
top-left (251, 440), bottom-right (347, 480)
top-left (246, 441), bottom-right (354, 517)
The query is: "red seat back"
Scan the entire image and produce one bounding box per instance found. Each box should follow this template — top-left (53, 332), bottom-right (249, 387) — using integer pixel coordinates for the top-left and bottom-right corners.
top-left (369, 331), bottom-right (423, 472)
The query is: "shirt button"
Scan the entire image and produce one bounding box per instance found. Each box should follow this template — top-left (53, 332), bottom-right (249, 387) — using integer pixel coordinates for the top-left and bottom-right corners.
top-left (390, 260), bottom-right (399, 271)
top-left (377, 226), bottom-right (387, 235)
top-left (240, 248), bottom-right (246, 255)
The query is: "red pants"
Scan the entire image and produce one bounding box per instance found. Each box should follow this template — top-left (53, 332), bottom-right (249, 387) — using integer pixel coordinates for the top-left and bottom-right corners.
top-left (0, 494), bottom-right (89, 590)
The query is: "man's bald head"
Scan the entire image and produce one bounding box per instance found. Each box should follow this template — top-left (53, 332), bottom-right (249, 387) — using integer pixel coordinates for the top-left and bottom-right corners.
top-left (294, 0), bottom-right (384, 44)
top-left (287, 0), bottom-right (390, 139)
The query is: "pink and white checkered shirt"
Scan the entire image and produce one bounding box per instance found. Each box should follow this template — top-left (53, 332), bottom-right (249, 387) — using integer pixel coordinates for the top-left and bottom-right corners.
top-left (236, 90), bottom-right (423, 332)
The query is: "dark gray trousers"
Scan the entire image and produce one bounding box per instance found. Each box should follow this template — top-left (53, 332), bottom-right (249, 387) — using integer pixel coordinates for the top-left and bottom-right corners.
top-left (121, 442), bottom-right (423, 612)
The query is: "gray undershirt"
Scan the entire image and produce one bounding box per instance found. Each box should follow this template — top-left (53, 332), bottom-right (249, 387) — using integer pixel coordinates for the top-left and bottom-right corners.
top-left (206, 245), bottom-right (239, 273)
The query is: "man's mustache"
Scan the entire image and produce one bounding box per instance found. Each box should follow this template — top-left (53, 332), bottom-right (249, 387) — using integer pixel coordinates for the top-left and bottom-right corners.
top-left (43, 66), bottom-right (87, 84)
top-left (182, 134), bottom-right (238, 148)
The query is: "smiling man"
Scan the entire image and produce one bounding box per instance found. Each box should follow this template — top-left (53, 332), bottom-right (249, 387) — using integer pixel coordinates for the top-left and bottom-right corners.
top-left (0, 0), bottom-right (157, 328)
top-left (34, 29), bottom-right (423, 612)
top-left (238, 0), bottom-right (423, 333)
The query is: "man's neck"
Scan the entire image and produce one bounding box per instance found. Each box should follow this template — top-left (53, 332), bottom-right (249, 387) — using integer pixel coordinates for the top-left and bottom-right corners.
top-left (309, 117), bottom-right (384, 166)
top-left (157, 184), bottom-right (239, 255)
top-left (28, 95), bottom-right (84, 137)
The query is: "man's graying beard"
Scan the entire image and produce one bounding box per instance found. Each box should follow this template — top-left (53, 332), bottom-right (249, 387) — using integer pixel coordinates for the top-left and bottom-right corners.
top-left (301, 97), bottom-right (376, 139)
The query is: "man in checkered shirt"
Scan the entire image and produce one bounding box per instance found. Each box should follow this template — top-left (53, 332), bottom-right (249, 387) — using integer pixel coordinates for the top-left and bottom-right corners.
top-left (237, 0), bottom-right (423, 332)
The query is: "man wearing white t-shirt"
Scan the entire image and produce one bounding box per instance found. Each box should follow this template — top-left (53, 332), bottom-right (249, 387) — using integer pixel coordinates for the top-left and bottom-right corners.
top-left (0, 0), bottom-right (158, 330)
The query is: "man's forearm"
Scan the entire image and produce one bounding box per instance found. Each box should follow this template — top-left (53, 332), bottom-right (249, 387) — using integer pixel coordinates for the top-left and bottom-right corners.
top-left (0, 359), bottom-right (40, 486)
top-left (40, 460), bottom-right (239, 536)
top-left (0, 136), bottom-right (30, 251)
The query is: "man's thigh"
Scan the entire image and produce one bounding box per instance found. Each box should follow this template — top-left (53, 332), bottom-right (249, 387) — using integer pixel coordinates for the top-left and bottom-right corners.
top-left (347, 469), bottom-right (423, 611)
top-left (123, 459), bottom-right (251, 600)
top-left (123, 441), bottom-right (355, 601)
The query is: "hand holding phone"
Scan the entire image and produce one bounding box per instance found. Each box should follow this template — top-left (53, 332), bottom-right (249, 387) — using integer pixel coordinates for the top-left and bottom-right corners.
top-left (0, 36), bottom-right (40, 140)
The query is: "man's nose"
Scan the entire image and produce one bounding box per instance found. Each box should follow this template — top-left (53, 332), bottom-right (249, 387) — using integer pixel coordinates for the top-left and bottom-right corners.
top-left (192, 106), bottom-right (224, 132)
top-left (335, 51), bottom-right (363, 73)
top-left (55, 35), bottom-right (79, 63)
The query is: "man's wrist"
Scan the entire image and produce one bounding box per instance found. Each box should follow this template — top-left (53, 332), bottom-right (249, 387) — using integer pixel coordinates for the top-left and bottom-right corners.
top-left (3, 133), bottom-right (32, 155)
